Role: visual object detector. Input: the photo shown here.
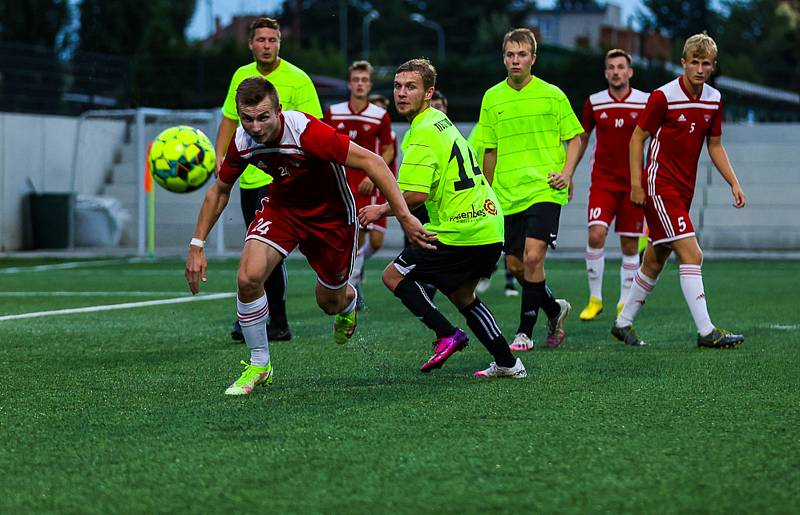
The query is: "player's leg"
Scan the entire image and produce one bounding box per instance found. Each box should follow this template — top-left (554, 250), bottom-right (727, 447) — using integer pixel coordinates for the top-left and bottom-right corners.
top-left (233, 186), bottom-right (291, 342)
top-left (671, 236), bottom-right (744, 348)
top-left (350, 229), bottom-right (368, 310)
top-left (503, 257), bottom-right (518, 296)
top-left (615, 190), bottom-right (646, 316)
top-left (225, 240), bottom-right (283, 395)
top-left (580, 224), bottom-right (608, 320)
top-left (503, 212), bottom-right (536, 351)
top-left (383, 246), bottom-right (469, 372)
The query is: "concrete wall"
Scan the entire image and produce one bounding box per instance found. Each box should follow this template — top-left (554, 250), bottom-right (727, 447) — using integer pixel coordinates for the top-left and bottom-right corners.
top-left (0, 113), bottom-right (126, 250)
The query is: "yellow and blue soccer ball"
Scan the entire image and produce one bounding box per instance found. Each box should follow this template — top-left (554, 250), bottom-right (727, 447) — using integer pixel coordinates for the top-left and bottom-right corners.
top-left (149, 126), bottom-right (216, 193)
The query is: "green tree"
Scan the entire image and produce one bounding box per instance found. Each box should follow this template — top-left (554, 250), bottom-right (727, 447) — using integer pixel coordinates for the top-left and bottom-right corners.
top-left (640, 0), bottom-right (716, 40)
top-left (0, 0), bottom-right (70, 47)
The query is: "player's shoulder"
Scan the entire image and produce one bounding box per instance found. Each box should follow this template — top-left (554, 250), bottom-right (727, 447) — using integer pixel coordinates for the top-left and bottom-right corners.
top-left (629, 88), bottom-right (650, 103)
top-left (230, 62), bottom-right (259, 83)
top-left (588, 89), bottom-right (614, 105)
top-left (482, 80), bottom-right (510, 102)
top-left (364, 102), bottom-right (388, 119)
top-left (327, 101), bottom-right (350, 115)
top-left (530, 76), bottom-right (567, 99)
top-left (700, 83), bottom-right (722, 103)
top-left (275, 59), bottom-right (313, 84)
top-left (283, 110), bottom-right (316, 136)
top-left (233, 126), bottom-right (258, 153)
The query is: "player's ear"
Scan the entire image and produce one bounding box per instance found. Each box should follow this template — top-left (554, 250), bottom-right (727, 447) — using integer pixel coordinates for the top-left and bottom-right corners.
top-left (424, 87), bottom-right (435, 102)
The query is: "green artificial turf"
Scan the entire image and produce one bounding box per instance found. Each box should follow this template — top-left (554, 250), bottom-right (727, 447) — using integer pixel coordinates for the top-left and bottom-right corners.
top-left (1, 257), bottom-right (798, 513)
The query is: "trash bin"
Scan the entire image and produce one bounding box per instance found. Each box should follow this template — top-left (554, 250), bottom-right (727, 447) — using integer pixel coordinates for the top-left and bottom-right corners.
top-left (30, 192), bottom-right (76, 249)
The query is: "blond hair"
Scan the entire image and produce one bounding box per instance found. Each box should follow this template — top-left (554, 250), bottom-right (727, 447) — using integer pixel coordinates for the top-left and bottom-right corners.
top-left (683, 32), bottom-right (717, 58)
top-left (348, 60), bottom-right (373, 80)
top-left (503, 28), bottom-right (537, 54)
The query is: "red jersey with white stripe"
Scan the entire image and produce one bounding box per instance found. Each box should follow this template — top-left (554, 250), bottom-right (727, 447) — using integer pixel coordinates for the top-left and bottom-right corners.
top-left (581, 88), bottom-right (649, 192)
top-left (638, 77), bottom-right (723, 199)
top-left (323, 101), bottom-right (392, 191)
top-left (219, 111), bottom-right (356, 224)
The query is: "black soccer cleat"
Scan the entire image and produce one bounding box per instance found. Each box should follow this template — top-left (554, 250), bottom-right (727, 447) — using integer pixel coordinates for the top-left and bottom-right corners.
top-left (268, 325), bottom-right (292, 341)
top-left (611, 324), bottom-right (647, 347)
top-left (697, 327), bottom-right (744, 349)
top-left (231, 320), bottom-right (244, 342)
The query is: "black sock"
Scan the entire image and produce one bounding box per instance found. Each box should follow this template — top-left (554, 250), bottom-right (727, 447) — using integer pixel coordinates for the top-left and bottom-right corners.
top-left (518, 280), bottom-right (540, 337)
top-left (264, 261), bottom-right (288, 328)
top-left (421, 282), bottom-right (438, 300)
top-left (394, 279), bottom-right (455, 338)
top-left (461, 298), bottom-right (516, 368)
top-left (538, 281), bottom-right (560, 319)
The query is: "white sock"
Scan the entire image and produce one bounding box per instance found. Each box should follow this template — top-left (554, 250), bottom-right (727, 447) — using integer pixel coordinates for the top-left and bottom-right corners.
top-left (362, 240), bottom-right (377, 260)
top-left (351, 248), bottom-right (365, 286)
top-left (616, 269), bottom-right (656, 327)
top-left (679, 264), bottom-right (715, 336)
top-left (339, 283), bottom-right (358, 315)
top-left (237, 294), bottom-right (270, 366)
top-left (619, 253), bottom-right (640, 307)
top-left (585, 245), bottom-right (605, 300)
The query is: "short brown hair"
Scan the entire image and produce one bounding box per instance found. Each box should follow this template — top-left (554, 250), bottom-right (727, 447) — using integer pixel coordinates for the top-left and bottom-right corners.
top-left (249, 17), bottom-right (281, 41)
top-left (605, 48), bottom-right (632, 66)
top-left (683, 32), bottom-right (717, 58)
top-left (431, 90), bottom-right (448, 109)
top-left (348, 60), bottom-right (373, 80)
top-left (395, 58), bottom-right (437, 90)
top-left (236, 77), bottom-right (280, 110)
top-left (368, 93), bottom-right (389, 109)
top-left (503, 28), bottom-right (537, 54)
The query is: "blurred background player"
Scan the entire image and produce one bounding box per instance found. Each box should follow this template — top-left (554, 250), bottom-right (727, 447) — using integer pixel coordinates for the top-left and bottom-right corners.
top-left (323, 61), bottom-right (394, 310)
top-left (216, 17), bottom-right (322, 343)
top-left (360, 59), bottom-right (526, 378)
top-left (479, 28), bottom-right (583, 351)
top-left (186, 77), bottom-right (430, 395)
top-left (612, 33), bottom-right (747, 349)
top-left (575, 49), bottom-right (649, 321)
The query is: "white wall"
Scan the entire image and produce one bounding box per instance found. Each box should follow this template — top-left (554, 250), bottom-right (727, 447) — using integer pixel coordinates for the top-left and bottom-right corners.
top-left (0, 112), bottom-right (126, 250)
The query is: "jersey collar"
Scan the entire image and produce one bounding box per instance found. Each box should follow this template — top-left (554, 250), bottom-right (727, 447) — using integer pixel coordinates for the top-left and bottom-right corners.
top-left (505, 75), bottom-right (536, 93)
top-left (608, 87), bottom-right (632, 102)
top-left (678, 75), bottom-right (703, 101)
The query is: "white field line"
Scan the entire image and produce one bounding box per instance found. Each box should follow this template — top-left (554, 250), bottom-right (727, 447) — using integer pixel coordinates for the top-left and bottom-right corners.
top-left (0, 292), bottom-right (235, 322)
top-left (767, 324), bottom-right (800, 330)
top-left (0, 291), bottom-right (200, 297)
top-left (0, 257), bottom-right (150, 274)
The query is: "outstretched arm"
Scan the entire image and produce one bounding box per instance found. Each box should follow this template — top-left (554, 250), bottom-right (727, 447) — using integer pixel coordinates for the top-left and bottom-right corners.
top-left (707, 136), bottom-right (746, 208)
top-left (345, 142), bottom-right (436, 249)
top-left (185, 179), bottom-right (234, 294)
top-left (214, 117), bottom-right (238, 174)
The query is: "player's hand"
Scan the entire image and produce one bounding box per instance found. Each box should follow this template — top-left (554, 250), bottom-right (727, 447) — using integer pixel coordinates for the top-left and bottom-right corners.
top-left (185, 246), bottom-right (208, 295)
top-left (358, 177), bottom-right (375, 195)
top-left (731, 184), bottom-right (746, 208)
top-left (358, 204), bottom-right (385, 226)
top-left (399, 215), bottom-right (437, 250)
top-left (547, 171), bottom-right (570, 191)
top-left (630, 185), bottom-right (646, 208)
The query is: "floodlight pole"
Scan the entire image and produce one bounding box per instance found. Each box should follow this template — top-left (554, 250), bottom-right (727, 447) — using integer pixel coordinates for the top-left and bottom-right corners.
top-left (362, 10), bottom-right (380, 60)
top-left (410, 13), bottom-right (445, 63)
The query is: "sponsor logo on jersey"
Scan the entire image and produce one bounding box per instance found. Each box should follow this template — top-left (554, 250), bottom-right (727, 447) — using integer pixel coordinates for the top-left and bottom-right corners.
top-left (449, 205), bottom-right (487, 222)
top-left (704, 114), bottom-right (711, 122)
top-left (484, 198), bottom-right (497, 215)
top-left (363, 124), bottom-right (371, 131)
top-left (631, 112), bottom-right (639, 119)
top-left (600, 112), bottom-right (608, 119)
top-left (678, 114), bottom-right (687, 122)
top-left (337, 123), bottom-right (345, 130)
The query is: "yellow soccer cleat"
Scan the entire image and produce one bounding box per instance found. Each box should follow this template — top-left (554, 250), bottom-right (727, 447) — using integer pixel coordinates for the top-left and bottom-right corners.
top-left (224, 361), bottom-right (273, 396)
top-left (579, 296), bottom-right (603, 321)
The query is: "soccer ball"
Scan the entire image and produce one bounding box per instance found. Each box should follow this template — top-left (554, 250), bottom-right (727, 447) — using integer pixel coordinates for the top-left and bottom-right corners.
top-left (148, 126), bottom-right (216, 193)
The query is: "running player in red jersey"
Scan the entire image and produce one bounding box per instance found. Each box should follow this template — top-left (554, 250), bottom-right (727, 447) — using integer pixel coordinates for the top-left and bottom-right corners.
top-left (185, 77), bottom-right (432, 395)
top-left (611, 33), bottom-right (747, 349)
top-left (576, 49), bottom-right (649, 321)
top-left (323, 61), bottom-right (394, 309)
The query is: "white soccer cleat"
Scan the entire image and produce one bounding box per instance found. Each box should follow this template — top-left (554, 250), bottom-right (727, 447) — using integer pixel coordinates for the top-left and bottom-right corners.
top-left (473, 358), bottom-right (527, 378)
top-left (509, 332), bottom-right (534, 352)
top-left (476, 277), bottom-right (492, 293)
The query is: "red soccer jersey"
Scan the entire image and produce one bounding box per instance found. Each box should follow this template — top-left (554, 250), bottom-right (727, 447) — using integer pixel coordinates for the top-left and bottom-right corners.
top-left (219, 111), bottom-right (356, 224)
top-left (638, 77), bottom-right (723, 199)
top-left (323, 101), bottom-right (392, 192)
top-left (581, 88), bottom-right (649, 192)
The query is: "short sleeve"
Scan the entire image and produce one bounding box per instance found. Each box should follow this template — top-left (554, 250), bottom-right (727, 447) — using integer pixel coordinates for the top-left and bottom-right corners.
top-left (397, 130), bottom-right (438, 194)
top-left (638, 91), bottom-right (668, 135)
top-left (709, 101), bottom-right (723, 137)
top-left (478, 94), bottom-right (497, 149)
top-left (218, 136), bottom-right (246, 184)
top-left (580, 98), bottom-right (595, 133)
top-left (557, 92), bottom-right (584, 142)
top-left (221, 72), bottom-right (241, 121)
top-left (321, 106), bottom-right (332, 126)
top-left (298, 116), bottom-right (351, 165)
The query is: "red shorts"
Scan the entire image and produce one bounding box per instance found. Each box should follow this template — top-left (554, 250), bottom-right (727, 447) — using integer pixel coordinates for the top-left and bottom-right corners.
top-left (587, 187), bottom-right (645, 236)
top-left (353, 191), bottom-right (387, 232)
top-left (644, 193), bottom-right (695, 245)
top-left (245, 198), bottom-right (358, 289)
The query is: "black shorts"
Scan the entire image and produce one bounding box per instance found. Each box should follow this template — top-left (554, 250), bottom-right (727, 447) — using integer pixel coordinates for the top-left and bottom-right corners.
top-left (504, 202), bottom-right (562, 253)
top-left (393, 242), bottom-right (503, 295)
